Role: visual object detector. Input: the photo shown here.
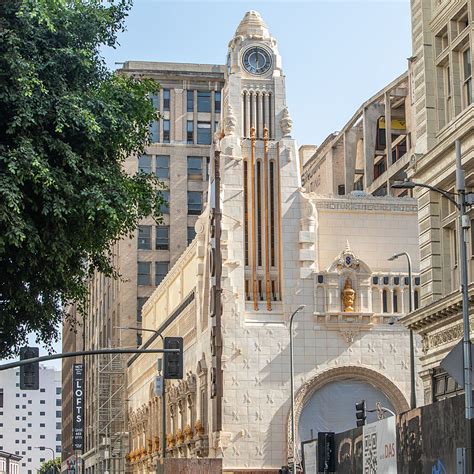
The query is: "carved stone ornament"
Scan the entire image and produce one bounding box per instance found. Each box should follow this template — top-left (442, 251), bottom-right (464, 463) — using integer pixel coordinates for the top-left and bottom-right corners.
top-left (336, 241), bottom-right (360, 271)
top-left (340, 330), bottom-right (357, 344)
top-left (280, 106), bottom-right (292, 137)
top-left (184, 424), bottom-right (194, 441)
top-left (166, 433), bottom-right (175, 449)
top-left (423, 323), bottom-right (463, 352)
top-left (224, 102), bottom-right (237, 135)
top-left (342, 278), bottom-right (356, 313)
top-left (194, 419), bottom-right (205, 437)
top-left (176, 428), bottom-right (185, 445)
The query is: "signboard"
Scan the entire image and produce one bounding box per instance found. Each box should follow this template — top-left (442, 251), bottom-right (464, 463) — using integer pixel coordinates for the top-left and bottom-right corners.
top-left (72, 363), bottom-right (84, 451)
top-left (302, 439), bottom-right (318, 473)
top-left (154, 375), bottom-right (163, 396)
top-left (440, 339), bottom-right (474, 387)
top-left (362, 417), bottom-right (397, 473)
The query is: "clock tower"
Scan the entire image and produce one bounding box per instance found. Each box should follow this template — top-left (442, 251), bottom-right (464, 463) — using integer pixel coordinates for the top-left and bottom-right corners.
top-left (218, 10), bottom-right (303, 317)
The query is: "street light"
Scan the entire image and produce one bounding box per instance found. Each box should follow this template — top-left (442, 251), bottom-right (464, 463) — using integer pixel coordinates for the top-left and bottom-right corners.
top-left (289, 305), bottom-right (306, 473)
top-left (387, 252), bottom-right (416, 409)
top-left (34, 447), bottom-right (58, 473)
top-left (115, 326), bottom-right (167, 461)
top-left (392, 139), bottom-right (473, 473)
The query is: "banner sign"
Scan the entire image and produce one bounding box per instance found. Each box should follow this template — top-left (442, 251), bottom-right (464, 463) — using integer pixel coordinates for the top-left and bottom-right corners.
top-left (72, 363), bottom-right (84, 451)
top-left (363, 417), bottom-right (397, 473)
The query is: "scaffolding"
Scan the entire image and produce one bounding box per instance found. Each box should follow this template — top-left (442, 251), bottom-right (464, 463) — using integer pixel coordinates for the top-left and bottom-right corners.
top-left (94, 353), bottom-right (128, 473)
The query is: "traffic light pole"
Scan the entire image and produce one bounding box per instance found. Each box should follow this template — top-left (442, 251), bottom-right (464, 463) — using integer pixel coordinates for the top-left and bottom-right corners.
top-left (0, 348), bottom-right (180, 371)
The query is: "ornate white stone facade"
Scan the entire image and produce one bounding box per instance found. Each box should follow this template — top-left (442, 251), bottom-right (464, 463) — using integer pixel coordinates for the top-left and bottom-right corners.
top-left (127, 11), bottom-right (422, 472)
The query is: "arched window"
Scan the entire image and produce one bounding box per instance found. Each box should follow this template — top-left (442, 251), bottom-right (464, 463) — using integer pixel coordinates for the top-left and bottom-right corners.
top-left (414, 289), bottom-right (419, 310)
top-left (393, 290), bottom-right (399, 313)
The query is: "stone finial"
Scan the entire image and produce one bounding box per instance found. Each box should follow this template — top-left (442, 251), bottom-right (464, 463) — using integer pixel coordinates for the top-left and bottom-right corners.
top-left (280, 106), bottom-right (292, 137)
top-left (235, 11), bottom-right (270, 39)
top-left (224, 102), bottom-right (237, 135)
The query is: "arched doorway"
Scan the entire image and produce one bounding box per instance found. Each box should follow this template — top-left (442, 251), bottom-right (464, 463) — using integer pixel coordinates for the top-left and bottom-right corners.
top-left (287, 366), bottom-right (409, 456)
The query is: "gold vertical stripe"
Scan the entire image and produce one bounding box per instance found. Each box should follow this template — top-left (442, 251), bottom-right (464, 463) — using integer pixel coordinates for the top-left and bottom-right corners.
top-left (250, 127), bottom-right (258, 310)
top-left (263, 128), bottom-right (271, 311)
top-left (276, 142), bottom-right (283, 300)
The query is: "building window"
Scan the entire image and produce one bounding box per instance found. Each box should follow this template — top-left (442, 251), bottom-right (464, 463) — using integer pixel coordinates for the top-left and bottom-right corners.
top-left (432, 367), bottom-right (462, 402)
top-left (155, 155), bottom-right (170, 179)
top-left (163, 120), bottom-right (170, 143)
top-left (393, 290), bottom-right (399, 313)
top-left (56, 410), bottom-right (61, 418)
top-left (462, 48), bottom-right (472, 108)
top-left (0, 389), bottom-right (3, 408)
top-left (215, 91), bottom-right (221, 113)
top-left (137, 225), bottom-right (152, 250)
top-left (149, 121), bottom-right (159, 143)
top-left (159, 190), bottom-right (170, 214)
top-left (187, 90), bottom-right (194, 112)
top-left (155, 262), bottom-right (170, 286)
top-left (163, 89), bottom-right (170, 111)
top-left (187, 120), bottom-right (194, 144)
top-left (188, 192), bottom-right (202, 215)
top-left (56, 387), bottom-right (61, 395)
top-left (414, 289), bottom-right (420, 310)
top-left (40, 423), bottom-right (45, 427)
top-left (56, 399), bottom-right (61, 406)
top-left (197, 122), bottom-right (211, 145)
top-left (39, 412), bottom-right (45, 416)
top-left (138, 155), bottom-right (152, 174)
top-left (137, 332), bottom-right (142, 346)
top-left (187, 226), bottom-right (196, 245)
top-left (40, 388), bottom-right (45, 393)
top-left (151, 93), bottom-right (159, 110)
top-left (197, 91), bottom-right (211, 113)
top-left (382, 289), bottom-right (388, 313)
top-left (337, 184), bottom-right (345, 195)
top-left (137, 262), bottom-right (151, 286)
top-left (156, 226), bottom-right (170, 250)
top-left (187, 156), bottom-right (203, 180)
top-left (137, 297), bottom-right (147, 323)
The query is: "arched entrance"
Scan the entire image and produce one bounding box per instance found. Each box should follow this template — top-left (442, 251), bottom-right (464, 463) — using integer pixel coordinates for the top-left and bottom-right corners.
top-left (287, 366), bottom-right (409, 456)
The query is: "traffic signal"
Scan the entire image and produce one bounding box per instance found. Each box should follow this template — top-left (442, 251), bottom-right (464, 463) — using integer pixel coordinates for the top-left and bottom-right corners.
top-left (355, 399), bottom-right (366, 427)
top-left (164, 337), bottom-right (183, 379)
top-left (20, 347), bottom-right (39, 390)
top-left (318, 432), bottom-right (335, 472)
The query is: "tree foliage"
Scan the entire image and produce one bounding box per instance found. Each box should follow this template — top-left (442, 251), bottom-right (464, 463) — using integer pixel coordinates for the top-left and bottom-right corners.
top-left (0, 0), bottom-right (162, 357)
top-left (38, 457), bottom-right (61, 474)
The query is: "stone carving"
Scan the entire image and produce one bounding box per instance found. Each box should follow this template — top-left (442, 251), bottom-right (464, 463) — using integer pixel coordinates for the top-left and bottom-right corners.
top-left (280, 106), bottom-right (292, 137)
top-left (340, 330), bottom-right (357, 344)
top-left (166, 433), bottom-right (175, 449)
top-left (194, 419), bottom-right (205, 437)
top-left (175, 428), bottom-right (184, 445)
top-left (153, 436), bottom-right (160, 452)
top-left (224, 103), bottom-right (237, 135)
top-left (336, 241), bottom-right (360, 271)
top-left (424, 323), bottom-right (463, 352)
top-left (184, 424), bottom-right (193, 441)
top-left (342, 278), bottom-right (356, 312)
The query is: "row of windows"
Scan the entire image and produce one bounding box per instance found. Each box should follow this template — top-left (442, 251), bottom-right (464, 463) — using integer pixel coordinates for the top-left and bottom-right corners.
top-left (149, 119), bottom-right (219, 145)
top-left (137, 261), bottom-right (170, 287)
top-left (315, 275), bottom-right (421, 286)
top-left (153, 190), bottom-right (202, 216)
top-left (152, 89), bottom-right (221, 114)
top-left (138, 225), bottom-right (196, 251)
top-left (138, 155), bottom-right (209, 181)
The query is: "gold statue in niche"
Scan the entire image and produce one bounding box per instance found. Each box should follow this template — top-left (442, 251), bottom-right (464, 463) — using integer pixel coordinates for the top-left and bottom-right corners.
top-left (342, 278), bottom-right (356, 312)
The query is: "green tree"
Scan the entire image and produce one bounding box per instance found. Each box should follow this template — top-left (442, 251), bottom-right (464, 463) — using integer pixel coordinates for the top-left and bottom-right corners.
top-left (0, 0), bottom-right (163, 357)
top-left (38, 457), bottom-right (61, 474)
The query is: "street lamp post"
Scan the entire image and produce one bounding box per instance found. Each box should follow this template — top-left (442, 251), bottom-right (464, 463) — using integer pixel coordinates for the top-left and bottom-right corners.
top-left (392, 139), bottom-right (473, 473)
top-left (289, 305), bottom-right (306, 473)
top-left (35, 447), bottom-right (58, 473)
top-left (388, 252), bottom-right (416, 409)
top-left (115, 326), bottom-right (167, 461)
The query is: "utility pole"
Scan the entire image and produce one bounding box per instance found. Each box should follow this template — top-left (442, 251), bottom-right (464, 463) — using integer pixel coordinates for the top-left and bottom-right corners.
top-left (456, 139), bottom-right (473, 473)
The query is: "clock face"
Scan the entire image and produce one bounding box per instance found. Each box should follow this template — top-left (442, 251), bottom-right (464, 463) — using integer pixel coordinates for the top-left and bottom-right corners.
top-left (242, 46), bottom-right (272, 75)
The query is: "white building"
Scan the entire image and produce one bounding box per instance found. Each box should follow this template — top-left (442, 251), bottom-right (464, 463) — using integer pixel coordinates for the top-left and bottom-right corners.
top-left (126, 11), bottom-right (422, 473)
top-left (0, 366), bottom-right (62, 474)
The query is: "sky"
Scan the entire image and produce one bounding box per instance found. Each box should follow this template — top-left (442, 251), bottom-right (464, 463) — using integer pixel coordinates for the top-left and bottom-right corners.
top-left (3, 0), bottom-right (412, 371)
top-left (102, 0), bottom-right (412, 146)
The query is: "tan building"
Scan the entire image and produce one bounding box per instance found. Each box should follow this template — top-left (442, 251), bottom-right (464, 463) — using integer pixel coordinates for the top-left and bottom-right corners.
top-left (301, 73), bottom-right (412, 197)
top-left (401, 0), bottom-right (473, 403)
top-left (62, 63), bottom-right (225, 473)
top-left (126, 11), bottom-right (421, 473)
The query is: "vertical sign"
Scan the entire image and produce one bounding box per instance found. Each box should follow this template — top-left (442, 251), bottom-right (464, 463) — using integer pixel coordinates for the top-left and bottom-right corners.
top-left (362, 417), bottom-right (397, 473)
top-left (72, 363), bottom-right (84, 451)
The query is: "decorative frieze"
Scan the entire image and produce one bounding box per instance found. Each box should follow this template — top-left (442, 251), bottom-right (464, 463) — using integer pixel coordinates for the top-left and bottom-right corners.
top-left (422, 323), bottom-right (463, 353)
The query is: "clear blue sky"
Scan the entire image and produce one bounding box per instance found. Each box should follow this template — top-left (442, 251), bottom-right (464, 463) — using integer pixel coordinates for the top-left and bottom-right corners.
top-left (102, 0), bottom-right (412, 146)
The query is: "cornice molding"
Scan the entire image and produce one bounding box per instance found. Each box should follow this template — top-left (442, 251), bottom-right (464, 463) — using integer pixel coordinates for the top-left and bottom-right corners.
top-left (310, 195), bottom-right (417, 213)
